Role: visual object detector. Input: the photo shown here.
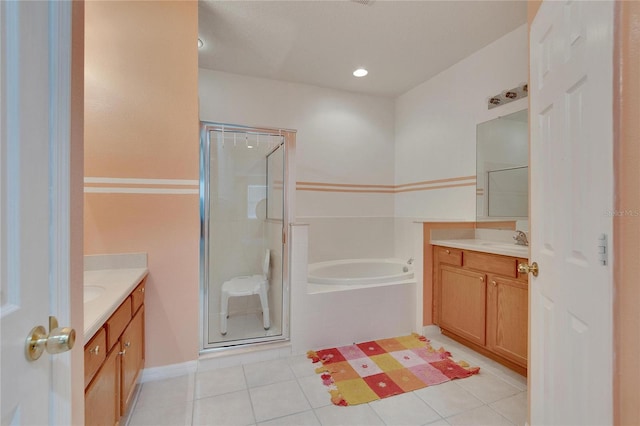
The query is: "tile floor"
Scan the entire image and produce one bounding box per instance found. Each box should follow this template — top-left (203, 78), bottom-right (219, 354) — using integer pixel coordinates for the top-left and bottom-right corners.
top-left (125, 333), bottom-right (527, 426)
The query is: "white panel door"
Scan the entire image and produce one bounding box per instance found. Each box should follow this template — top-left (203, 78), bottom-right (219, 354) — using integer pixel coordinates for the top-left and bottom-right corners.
top-left (1, 1), bottom-right (73, 425)
top-left (529, 1), bottom-right (614, 425)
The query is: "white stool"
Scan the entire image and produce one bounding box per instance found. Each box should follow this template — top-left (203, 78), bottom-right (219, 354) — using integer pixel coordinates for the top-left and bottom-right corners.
top-left (220, 250), bottom-right (270, 335)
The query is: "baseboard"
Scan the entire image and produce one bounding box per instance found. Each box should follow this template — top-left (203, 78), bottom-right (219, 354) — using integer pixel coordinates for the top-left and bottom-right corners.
top-left (139, 360), bottom-right (198, 383)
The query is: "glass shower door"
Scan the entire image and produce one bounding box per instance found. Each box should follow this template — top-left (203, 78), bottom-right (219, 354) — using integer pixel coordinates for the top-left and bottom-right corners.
top-left (200, 123), bottom-right (288, 349)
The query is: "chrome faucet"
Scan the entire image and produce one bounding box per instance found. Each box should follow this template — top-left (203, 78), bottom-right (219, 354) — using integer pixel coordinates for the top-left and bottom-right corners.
top-left (407, 257), bottom-right (414, 265)
top-left (513, 230), bottom-right (529, 246)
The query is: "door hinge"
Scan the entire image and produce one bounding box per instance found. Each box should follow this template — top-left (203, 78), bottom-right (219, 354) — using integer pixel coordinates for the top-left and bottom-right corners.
top-left (282, 231), bottom-right (286, 245)
top-left (598, 233), bottom-right (608, 265)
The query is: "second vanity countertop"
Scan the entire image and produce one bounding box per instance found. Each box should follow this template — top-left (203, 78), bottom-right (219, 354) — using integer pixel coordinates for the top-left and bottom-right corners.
top-left (431, 238), bottom-right (529, 258)
top-left (84, 254), bottom-right (148, 341)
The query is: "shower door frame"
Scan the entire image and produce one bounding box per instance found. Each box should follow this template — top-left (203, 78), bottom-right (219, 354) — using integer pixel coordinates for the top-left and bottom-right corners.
top-left (199, 121), bottom-right (296, 352)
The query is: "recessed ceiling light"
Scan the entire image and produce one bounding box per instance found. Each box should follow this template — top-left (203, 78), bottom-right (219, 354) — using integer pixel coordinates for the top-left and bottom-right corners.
top-left (198, 38), bottom-right (204, 49)
top-left (353, 68), bottom-right (368, 77)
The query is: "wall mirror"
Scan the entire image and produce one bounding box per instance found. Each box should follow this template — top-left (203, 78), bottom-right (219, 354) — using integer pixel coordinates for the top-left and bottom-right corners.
top-left (476, 109), bottom-right (528, 227)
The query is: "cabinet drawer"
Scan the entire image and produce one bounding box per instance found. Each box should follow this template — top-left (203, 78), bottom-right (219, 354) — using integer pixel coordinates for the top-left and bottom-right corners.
top-left (464, 251), bottom-right (517, 277)
top-left (84, 327), bottom-right (107, 388)
top-left (106, 298), bottom-right (132, 350)
top-left (435, 246), bottom-right (463, 266)
top-left (131, 280), bottom-right (146, 314)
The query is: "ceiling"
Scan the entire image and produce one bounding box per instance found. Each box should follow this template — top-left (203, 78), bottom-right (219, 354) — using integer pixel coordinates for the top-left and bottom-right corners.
top-left (198, 1), bottom-right (527, 98)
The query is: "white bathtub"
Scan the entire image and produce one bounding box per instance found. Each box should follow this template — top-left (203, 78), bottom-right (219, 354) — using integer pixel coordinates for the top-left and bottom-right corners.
top-left (308, 258), bottom-right (414, 286)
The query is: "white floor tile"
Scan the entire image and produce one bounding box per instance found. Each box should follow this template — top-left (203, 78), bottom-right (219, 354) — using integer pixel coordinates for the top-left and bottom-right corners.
top-left (257, 410), bottom-right (321, 426)
top-left (474, 362), bottom-right (527, 392)
top-left (288, 354), bottom-right (318, 378)
top-left (454, 372), bottom-right (521, 404)
top-left (192, 389), bottom-right (255, 426)
top-left (425, 419), bottom-right (451, 426)
top-left (489, 392), bottom-right (528, 426)
top-left (414, 381), bottom-right (484, 418)
top-left (368, 392), bottom-right (442, 426)
top-left (429, 336), bottom-right (527, 391)
top-left (297, 374), bottom-right (333, 409)
top-left (127, 331), bottom-right (530, 426)
top-left (446, 405), bottom-right (513, 426)
top-left (244, 358), bottom-right (295, 388)
top-left (134, 374), bottom-right (194, 410)
top-left (196, 365), bottom-right (247, 399)
top-left (128, 399), bottom-right (193, 426)
top-left (249, 379), bottom-right (311, 422)
top-left (428, 338), bottom-right (487, 367)
top-left (314, 403), bottom-right (385, 426)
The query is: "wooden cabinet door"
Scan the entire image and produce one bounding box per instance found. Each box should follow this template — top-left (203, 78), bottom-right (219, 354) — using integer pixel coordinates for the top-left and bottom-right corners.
top-left (439, 265), bottom-right (486, 345)
top-left (120, 306), bottom-right (144, 414)
top-left (85, 347), bottom-right (119, 426)
top-left (486, 275), bottom-right (528, 367)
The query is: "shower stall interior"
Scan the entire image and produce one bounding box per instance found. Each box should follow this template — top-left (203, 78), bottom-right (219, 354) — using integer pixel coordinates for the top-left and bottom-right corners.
top-left (200, 122), bottom-right (294, 349)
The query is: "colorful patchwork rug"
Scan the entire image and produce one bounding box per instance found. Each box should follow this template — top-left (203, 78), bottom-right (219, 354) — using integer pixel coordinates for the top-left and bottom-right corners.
top-left (307, 333), bottom-right (480, 406)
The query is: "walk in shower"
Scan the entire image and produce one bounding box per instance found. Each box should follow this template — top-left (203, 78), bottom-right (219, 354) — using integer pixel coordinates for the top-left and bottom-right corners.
top-left (200, 122), bottom-right (294, 349)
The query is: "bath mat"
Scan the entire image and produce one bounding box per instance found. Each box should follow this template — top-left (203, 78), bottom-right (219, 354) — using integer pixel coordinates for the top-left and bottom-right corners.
top-left (307, 333), bottom-right (480, 406)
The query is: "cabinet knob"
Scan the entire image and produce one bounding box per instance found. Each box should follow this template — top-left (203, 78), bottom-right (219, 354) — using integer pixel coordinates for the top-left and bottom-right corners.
top-left (445, 249), bottom-right (450, 254)
top-left (124, 341), bottom-right (131, 348)
top-left (479, 277), bottom-right (484, 282)
top-left (119, 349), bottom-right (127, 356)
top-left (139, 287), bottom-right (145, 293)
top-left (491, 280), bottom-right (497, 287)
top-left (89, 345), bottom-right (100, 355)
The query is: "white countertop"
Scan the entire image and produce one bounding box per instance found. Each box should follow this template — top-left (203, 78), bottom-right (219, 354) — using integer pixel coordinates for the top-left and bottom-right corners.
top-left (83, 267), bottom-right (148, 341)
top-left (431, 238), bottom-right (529, 258)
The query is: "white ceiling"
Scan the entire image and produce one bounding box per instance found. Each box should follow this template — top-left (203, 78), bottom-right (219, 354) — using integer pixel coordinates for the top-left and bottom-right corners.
top-left (198, 1), bottom-right (527, 98)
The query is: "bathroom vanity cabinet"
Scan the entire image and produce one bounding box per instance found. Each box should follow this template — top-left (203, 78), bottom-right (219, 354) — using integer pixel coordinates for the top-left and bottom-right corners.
top-left (85, 280), bottom-right (146, 425)
top-left (433, 246), bottom-right (528, 375)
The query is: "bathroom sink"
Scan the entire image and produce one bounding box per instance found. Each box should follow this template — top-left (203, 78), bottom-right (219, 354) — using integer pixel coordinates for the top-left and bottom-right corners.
top-left (84, 285), bottom-right (105, 303)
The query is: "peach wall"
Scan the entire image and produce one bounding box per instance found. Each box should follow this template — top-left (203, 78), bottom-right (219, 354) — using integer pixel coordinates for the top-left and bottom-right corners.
top-left (84, 1), bottom-right (199, 368)
top-left (84, 195), bottom-right (199, 366)
top-left (71, 1), bottom-right (85, 423)
top-left (614, 2), bottom-right (640, 424)
top-left (84, 1), bottom-right (198, 180)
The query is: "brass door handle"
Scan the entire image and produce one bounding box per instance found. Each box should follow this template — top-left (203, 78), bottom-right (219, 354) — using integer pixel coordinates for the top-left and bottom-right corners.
top-left (518, 262), bottom-right (539, 277)
top-left (25, 316), bottom-right (76, 361)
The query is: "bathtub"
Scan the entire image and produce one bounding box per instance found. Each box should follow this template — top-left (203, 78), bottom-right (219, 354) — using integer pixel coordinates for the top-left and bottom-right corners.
top-left (308, 258), bottom-right (414, 286)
